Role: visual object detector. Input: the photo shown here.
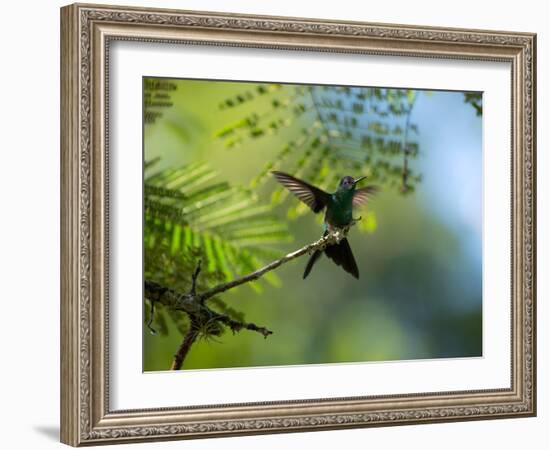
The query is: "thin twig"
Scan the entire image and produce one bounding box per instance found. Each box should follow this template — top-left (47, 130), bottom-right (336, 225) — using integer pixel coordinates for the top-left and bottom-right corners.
top-left (401, 99), bottom-right (416, 193)
top-left (213, 311), bottom-right (273, 338)
top-left (145, 227), bottom-right (353, 370)
top-left (145, 229), bottom-right (349, 312)
top-left (309, 87), bottom-right (335, 149)
top-left (145, 299), bottom-right (157, 335)
top-left (197, 230), bottom-right (346, 303)
top-left (190, 259), bottom-right (202, 296)
top-left (170, 321), bottom-right (200, 370)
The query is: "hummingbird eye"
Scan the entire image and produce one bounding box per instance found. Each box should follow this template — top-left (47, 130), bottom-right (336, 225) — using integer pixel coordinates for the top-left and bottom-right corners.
top-left (342, 177), bottom-right (353, 187)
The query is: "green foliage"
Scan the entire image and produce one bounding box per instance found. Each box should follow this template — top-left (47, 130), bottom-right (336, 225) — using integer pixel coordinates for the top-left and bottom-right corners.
top-left (463, 92), bottom-right (483, 116)
top-left (143, 83), bottom-right (432, 339)
top-left (215, 84), bottom-right (424, 225)
top-left (144, 79), bottom-right (488, 367)
top-left (143, 79), bottom-right (177, 125)
top-left (144, 159), bottom-right (292, 335)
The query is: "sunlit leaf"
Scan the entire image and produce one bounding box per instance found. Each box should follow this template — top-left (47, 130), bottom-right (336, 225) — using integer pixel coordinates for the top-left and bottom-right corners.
top-left (358, 211), bottom-right (378, 233)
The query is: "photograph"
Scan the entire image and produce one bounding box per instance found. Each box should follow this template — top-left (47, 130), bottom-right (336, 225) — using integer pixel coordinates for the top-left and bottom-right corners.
top-left (142, 77), bottom-right (483, 372)
top-left (58, 3), bottom-right (536, 445)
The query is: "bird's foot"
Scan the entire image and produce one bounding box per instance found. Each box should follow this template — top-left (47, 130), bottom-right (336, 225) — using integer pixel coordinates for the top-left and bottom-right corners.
top-left (349, 216), bottom-right (362, 226)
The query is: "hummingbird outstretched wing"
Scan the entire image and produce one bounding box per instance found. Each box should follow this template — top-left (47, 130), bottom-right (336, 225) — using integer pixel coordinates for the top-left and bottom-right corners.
top-left (352, 186), bottom-right (379, 208)
top-left (271, 171), bottom-right (330, 213)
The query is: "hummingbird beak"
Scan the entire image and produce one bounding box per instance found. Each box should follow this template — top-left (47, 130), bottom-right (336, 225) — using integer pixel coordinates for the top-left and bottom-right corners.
top-left (353, 176), bottom-right (366, 186)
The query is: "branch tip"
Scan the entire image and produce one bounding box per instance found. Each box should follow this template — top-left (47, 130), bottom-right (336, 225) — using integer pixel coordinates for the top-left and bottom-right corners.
top-left (148, 226), bottom-right (358, 369)
top-left (145, 299), bottom-right (157, 335)
top-left (189, 259), bottom-right (202, 295)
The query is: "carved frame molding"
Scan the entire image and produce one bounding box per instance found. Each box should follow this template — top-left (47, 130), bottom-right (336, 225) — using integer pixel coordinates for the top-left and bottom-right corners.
top-left (61, 3), bottom-right (536, 446)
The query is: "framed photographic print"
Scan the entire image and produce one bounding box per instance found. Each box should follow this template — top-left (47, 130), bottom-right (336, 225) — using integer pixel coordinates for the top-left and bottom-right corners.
top-left (60, 3), bottom-right (536, 446)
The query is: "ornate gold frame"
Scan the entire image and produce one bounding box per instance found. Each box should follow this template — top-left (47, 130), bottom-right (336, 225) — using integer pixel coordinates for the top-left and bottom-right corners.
top-left (60, 3), bottom-right (536, 446)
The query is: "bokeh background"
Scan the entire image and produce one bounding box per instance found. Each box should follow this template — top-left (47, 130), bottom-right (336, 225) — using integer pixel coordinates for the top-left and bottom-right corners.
top-left (143, 78), bottom-right (482, 371)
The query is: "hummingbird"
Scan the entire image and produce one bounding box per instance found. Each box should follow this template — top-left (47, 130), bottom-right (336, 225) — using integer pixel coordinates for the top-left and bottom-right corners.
top-left (272, 171), bottom-right (378, 279)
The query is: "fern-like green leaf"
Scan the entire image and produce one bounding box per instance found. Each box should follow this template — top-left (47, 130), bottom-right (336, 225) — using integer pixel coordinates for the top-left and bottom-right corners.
top-left (144, 160), bottom-right (292, 301)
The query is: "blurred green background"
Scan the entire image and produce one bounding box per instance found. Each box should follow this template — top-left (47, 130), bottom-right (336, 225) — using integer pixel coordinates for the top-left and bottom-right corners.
top-left (143, 78), bottom-right (482, 371)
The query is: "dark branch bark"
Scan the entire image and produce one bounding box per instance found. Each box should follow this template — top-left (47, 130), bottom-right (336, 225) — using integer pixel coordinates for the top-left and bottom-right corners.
top-left (145, 228), bottom-right (349, 311)
top-left (197, 231), bottom-right (343, 302)
top-left (190, 259), bottom-right (202, 295)
top-left (145, 297), bottom-right (157, 335)
top-left (213, 311), bottom-right (272, 338)
top-left (144, 227), bottom-right (352, 369)
top-left (170, 321), bottom-right (200, 370)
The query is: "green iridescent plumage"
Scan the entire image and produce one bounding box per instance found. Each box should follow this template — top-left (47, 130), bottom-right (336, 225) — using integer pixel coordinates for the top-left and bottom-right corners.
top-left (272, 171), bottom-right (378, 279)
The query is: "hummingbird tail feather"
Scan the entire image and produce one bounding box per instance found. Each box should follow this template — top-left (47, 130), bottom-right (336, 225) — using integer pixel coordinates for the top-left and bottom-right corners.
top-left (324, 238), bottom-right (359, 279)
top-left (303, 250), bottom-right (322, 279)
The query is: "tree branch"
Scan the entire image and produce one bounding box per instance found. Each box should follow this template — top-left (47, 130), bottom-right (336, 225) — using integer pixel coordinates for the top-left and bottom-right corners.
top-left (144, 226), bottom-right (353, 369)
top-left (170, 322), bottom-right (200, 371)
top-left (212, 311), bottom-right (273, 338)
top-left (197, 229), bottom-right (348, 302)
top-left (145, 227), bottom-right (350, 310)
top-left (401, 99), bottom-right (416, 194)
